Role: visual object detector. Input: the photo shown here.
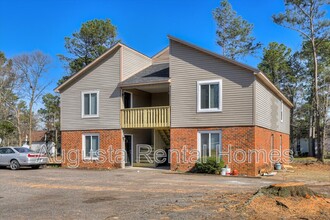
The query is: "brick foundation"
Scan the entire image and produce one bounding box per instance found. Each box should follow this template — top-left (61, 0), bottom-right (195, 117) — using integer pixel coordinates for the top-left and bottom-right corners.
top-left (254, 126), bottom-right (290, 175)
top-left (61, 127), bottom-right (289, 175)
top-left (61, 129), bottom-right (122, 169)
top-left (170, 128), bottom-right (199, 172)
top-left (170, 126), bottom-right (290, 176)
top-left (222, 127), bottom-right (256, 176)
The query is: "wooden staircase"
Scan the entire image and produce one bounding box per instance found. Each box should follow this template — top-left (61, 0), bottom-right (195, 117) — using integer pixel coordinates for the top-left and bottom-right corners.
top-left (158, 129), bottom-right (170, 146)
top-left (133, 144), bottom-right (157, 168)
top-left (132, 130), bottom-right (170, 168)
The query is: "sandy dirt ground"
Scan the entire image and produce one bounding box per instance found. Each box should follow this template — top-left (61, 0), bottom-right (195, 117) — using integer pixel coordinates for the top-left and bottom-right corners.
top-left (0, 163), bottom-right (329, 219)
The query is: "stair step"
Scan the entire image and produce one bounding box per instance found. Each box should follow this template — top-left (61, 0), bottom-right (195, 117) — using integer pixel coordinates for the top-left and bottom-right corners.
top-left (133, 163), bottom-right (158, 168)
top-left (158, 129), bottom-right (170, 146)
top-left (138, 159), bottom-right (154, 163)
top-left (138, 156), bottom-right (155, 160)
top-left (140, 148), bottom-right (154, 152)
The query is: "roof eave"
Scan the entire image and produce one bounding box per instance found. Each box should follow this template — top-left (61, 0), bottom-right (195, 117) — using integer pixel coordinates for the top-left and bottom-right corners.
top-left (168, 35), bottom-right (293, 108)
top-left (119, 80), bottom-right (171, 88)
top-left (152, 46), bottom-right (169, 58)
top-left (54, 43), bottom-right (124, 93)
top-left (167, 35), bottom-right (260, 73)
top-left (255, 72), bottom-right (294, 108)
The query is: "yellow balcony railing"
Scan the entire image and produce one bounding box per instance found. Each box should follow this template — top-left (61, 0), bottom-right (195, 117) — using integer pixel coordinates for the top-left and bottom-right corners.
top-left (121, 106), bottom-right (170, 128)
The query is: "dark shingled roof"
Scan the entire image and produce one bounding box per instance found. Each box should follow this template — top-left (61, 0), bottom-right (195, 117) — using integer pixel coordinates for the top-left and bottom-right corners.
top-left (120, 63), bottom-right (169, 86)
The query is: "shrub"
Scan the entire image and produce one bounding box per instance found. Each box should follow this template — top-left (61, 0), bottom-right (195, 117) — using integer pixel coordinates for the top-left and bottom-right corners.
top-left (193, 157), bottom-right (225, 174)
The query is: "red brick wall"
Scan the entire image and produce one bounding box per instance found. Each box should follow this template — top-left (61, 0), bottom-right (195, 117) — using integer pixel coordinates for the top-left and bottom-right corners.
top-left (61, 130), bottom-right (122, 169)
top-left (170, 126), bottom-right (290, 176)
top-left (222, 127), bottom-right (256, 176)
top-left (170, 127), bottom-right (256, 175)
top-left (254, 126), bottom-right (290, 174)
top-left (61, 127), bottom-right (290, 175)
top-left (170, 128), bottom-right (198, 171)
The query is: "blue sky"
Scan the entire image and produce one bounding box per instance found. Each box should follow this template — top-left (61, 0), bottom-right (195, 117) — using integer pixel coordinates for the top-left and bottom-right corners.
top-left (0, 0), bottom-right (329, 95)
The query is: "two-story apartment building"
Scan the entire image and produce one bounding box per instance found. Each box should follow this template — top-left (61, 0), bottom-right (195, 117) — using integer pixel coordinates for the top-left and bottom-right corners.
top-left (55, 36), bottom-right (293, 176)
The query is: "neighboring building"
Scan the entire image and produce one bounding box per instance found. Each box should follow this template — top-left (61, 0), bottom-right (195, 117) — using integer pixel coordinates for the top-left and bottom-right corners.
top-left (22, 131), bottom-right (47, 150)
top-left (55, 36), bottom-right (293, 176)
top-left (325, 136), bottom-right (330, 158)
top-left (293, 138), bottom-right (311, 156)
top-left (326, 125), bottom-right (330, 157)
top-left (22, 130), bottom-right (55, 153)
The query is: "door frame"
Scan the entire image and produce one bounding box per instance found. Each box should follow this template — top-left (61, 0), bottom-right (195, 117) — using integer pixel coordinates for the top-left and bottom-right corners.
top-left (124, 134), bottom-right (134, 167)
top-left (123, 91), bottom-right (133, 109)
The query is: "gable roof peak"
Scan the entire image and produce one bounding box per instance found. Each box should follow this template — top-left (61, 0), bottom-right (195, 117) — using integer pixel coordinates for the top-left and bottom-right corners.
top-left (167, 35), bottom-right (260, 73)
top-left (167, 35), bottom-right (293, 108)
top-left (54, 42), bottom-right (152, 93)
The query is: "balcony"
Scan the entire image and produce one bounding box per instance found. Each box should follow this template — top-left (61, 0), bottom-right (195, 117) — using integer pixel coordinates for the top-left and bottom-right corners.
top-left (121, 106), bottom-right (170, 128)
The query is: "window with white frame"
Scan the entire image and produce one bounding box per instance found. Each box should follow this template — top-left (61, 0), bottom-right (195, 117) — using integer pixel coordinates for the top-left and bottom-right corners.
top-left (280, 101), bottom-right (284, 122)
top-left (198, 131), bottom-right (222, 159)
top-left (197, 80), bottom-right (222, 112)
top-left (83, 134), bottom-right (100, 159)
top-left (82, 91), bottom-right (99, 118)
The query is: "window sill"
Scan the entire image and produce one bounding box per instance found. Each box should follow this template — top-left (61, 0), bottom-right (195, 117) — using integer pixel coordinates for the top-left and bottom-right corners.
top-left (82, 115), bottom-right (99, 119)
top-left (197, 109), bottom-right (222, 113)
top-left (83, 158), bottom-right (100, 161)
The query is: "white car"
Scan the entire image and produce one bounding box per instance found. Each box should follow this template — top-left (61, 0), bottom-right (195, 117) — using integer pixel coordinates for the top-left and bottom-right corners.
top-left (0, 147), bottom-right (48, 170)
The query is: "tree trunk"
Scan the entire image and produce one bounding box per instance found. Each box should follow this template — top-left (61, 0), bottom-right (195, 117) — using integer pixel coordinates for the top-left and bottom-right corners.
top-left (29, 100), bottom-right (33, 147)
top-left (12, 106), bottom-right (22, 146)
top-left (17, 127), bottom-right (22, 146)
top-left (17, 109), bottom-right (22, 146)
top-left (322, 124), bottom-right (328, 162)
top-left (308, 108), bottom-right (314, 156)
top-left (289, 95), bottom-right (295, 153)
top-left (321, 85), bottom-right (330, 161)
top-left (311, 39), bottom-right (322, 161)
top-left (258, 182), bottom-right (317, 198)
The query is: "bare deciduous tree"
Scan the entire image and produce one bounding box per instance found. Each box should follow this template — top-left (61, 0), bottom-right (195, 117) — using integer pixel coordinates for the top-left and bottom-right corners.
top-left (13, 51), bottom-right (51, 146)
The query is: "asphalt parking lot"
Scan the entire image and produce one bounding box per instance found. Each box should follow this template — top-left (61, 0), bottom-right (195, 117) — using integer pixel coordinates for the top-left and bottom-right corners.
top-left (0, 167), bottom-right (285, 219)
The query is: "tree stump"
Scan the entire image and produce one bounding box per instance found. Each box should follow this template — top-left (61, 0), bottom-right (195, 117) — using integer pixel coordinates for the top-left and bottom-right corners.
top-left (258, 182), bottom-right (317, 198)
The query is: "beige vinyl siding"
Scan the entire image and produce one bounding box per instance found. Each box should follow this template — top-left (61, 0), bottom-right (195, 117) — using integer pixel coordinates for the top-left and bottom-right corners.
top-left (152, 48), bottom-right (169, 64)
top-left (255, 79), bottom-right (290, 134)
top-left (151, 92), bottom-right (169, 106)
top-left (122, 46), bottom-right (151, 81)
top-left (122, 89), bottom-right (151, 108)
top-left (153, 129), bottom-right (167, 150)
top-left (123, 129), bottom-right (152, 163)
top-left (130, 89), bottom-right (151, 108)
top-left (60, 47), bottom-right (121, 131)
top-left (169, 40), bottom-right (254, 127)
top-left (122, 90), bottom-right (169, 108)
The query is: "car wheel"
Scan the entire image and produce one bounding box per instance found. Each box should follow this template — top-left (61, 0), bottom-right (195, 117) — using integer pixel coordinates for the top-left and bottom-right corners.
top-left (10, 160), bottom-right (20, 170)
top-left (31, 165), bottom-right (40, 169)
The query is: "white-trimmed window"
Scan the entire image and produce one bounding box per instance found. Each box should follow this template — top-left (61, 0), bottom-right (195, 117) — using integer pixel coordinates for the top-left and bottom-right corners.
top-left (82, 134), bottom-right (100, 160)
top-left (197, 131), bottom-right (222, 159)
top-left (280, 101), bottom-right (284, 122)
top-left (197, 79), bottom-right (222, 112)
top-left (82, 91), bottom-right (99, 118)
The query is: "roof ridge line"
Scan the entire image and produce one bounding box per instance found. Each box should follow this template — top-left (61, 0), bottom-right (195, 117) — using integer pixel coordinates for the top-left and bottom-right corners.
top-left (151, 46), bottom-right (169, 58)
